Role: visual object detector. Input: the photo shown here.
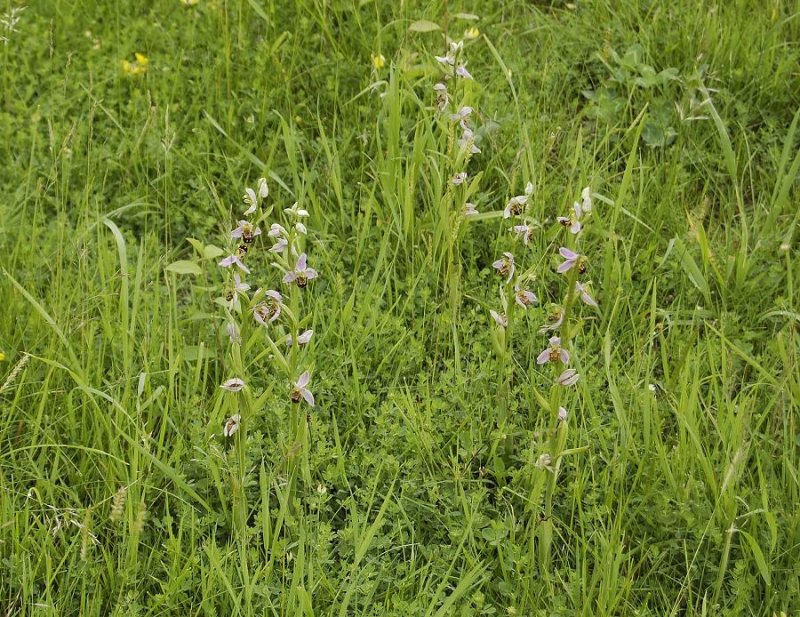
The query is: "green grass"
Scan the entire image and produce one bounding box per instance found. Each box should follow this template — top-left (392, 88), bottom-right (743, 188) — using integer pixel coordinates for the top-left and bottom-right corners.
top-left (1, 0), bottom-right (799, 614)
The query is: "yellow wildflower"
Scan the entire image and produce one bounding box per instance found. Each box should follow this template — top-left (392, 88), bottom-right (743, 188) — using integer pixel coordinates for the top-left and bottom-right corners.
top-left (464, 26), bottom-right (480, 40)
top-left (122, 52), bottom-right (149, 75)
top-left (0, 351), bottom-right (5, 361)
top-left (371, 53), bottom-right (386, 70)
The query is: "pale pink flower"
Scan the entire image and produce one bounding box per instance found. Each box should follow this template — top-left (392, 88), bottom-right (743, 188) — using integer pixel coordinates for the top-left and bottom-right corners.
top-left (231, 220), bottom-right (262, 242)
top-left (557, 368), bottom-right (580, 386)
top-left (492, 252), bottom-right (515, 283)
top-left (452, 172), bottom-right (468, 186)
top-left (503, 182), bottom-right (534, 218)
top-left (291, 371), bottom-right (315, 407)
top-left (270, 238), bottom-right (288, 253)
top-left (286, 329), bottom-right (313, 346)
top-left (557, 247), bottom-right (581, 274)
top-left (455, 64), bottom-right (473, 80)
top-left (490, 310), bottom-right (507, 328)
top-left (514, 284), bottom-right (537, 309)
top-left (219, 253), bottom-right (250, 274)
top-left (512, 224), bottom-right (532, 245)
top-left (464, 202), bottom-right (478, 216)
top-left (223, 414), bottom-right (241, 437)
top-left (575, 281), bottom-right (598, 307)
top-left (557, 202), bottom-right (582, 234)
top-left (283, 253), bottom-right (318, 287)
top-left (537, 336), bottom-right (569, 365)
top-left (284, 202), bottom-right (309, 218)
top-left (253, 290), bottom-right (282, 325)
top-left (581, 186), bottom-right (592, 213)
top-left (558, 407), bottom-right (568, 422)
top-left (220, 378), bottom-right (246, 392)
top-left (458, 128), bottom-right (480, 154)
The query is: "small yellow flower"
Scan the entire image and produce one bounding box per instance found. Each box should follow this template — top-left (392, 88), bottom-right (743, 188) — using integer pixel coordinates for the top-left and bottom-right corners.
top-left (464, 26), bottom-right (480, 40)
top-left (0, 351), bottom-right (6, 362)
top-left (371, 53), bottom-right (386, 70)
top-left (122, 52), bottom-right (149, 75)
top-left (181, 0), bottom-right (200, 5)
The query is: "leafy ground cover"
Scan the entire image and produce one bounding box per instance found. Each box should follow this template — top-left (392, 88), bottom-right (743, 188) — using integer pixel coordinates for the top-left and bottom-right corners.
top-left (1, 0), bottom-right (799, 614)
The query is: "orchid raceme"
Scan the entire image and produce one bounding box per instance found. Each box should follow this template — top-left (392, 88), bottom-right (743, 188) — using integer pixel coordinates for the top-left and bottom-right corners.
top-left (291, 371), bottom-right (315, 407)
top-left (537, 336), bottom-right (570, 365)
top-left (492, 252), bottom-right (515, 283)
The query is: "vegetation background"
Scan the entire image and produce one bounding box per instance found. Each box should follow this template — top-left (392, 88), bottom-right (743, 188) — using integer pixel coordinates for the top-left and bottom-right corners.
top-left (1, 0), bottom-right (799, 614)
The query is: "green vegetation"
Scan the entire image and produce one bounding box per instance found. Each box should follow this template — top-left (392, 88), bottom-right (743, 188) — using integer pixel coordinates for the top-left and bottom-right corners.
top-left (1, 0), bottom-right (799, 614)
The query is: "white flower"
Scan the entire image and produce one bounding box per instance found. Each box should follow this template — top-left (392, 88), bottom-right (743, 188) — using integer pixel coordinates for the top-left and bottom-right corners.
top-left (490, 309), bottom-right (507, 328)
top-left (268, 223), bottom-right (288, 238)
top-left (220, 378), bottom-right (246, 392)
top-left (243, 187), bottom-right (259, 216)
top-left (258, 177), bottom-right (269, 199)
top-left (284, 202), bottom-right (309, 218)
top-left (452, 172), bottom-right (468, 186)
top-left (270, 238), bottom-right (288, 253)
top-left (512, 224), bottom-right (532, 245)
top-left (287, 329), bottom-right (313, 346)
top-left (492, 252), bottom-right (515, 283)
top-left (557, 369), bottom-right (580, 386)
top-left (295, 222), bottom-right (307, 235)
top-left (581, 186), bottom-right (592, 213)
top-left (219, 253), bottom-right (250, 274)
top-left (283, 253), bottom-right (319, 287)
top-left (503, 184), bottom-right (533, 218)
top-left (223, 414), bottom-right (241, 437)
top-left (464, 202), bottom-right (478, 216)
top-left (291, 371), bottom-right (315, 407)
top-left (558, 407), bottom-right (568, 422)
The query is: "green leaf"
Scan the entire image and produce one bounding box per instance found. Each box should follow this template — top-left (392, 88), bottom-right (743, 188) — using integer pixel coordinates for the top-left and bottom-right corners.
top-left (203, 244), bottom-right (224, 260)
top-left (453, 12), bottom-right (480, 20)
top-left (739, 530), bottom-right (771, 586)
top-left (409, 20), bottom-right (440, 32)
top-left (166, 260), bottom-right (202, 275)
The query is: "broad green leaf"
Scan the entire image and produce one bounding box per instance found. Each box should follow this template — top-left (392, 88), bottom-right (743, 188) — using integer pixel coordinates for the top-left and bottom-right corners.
top-left (166, 260), bottom-right (202, 275)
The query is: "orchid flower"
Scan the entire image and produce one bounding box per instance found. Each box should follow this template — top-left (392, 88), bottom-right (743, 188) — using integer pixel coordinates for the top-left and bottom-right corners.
top-left (253, 290), bottom-right (282, 325)
top-left (284, 202), bottom-right (309, 218)
top-left (503, 182), bottom-right (534, 218)
top-left (557, 368), bottom-right (580, 386)
top-left (557, 247), bottom-right (583, 274)
top-left (291, 371), bottom-right (315, 407)
top-left (558, 406), bottom-right (568, 422)
top-left (514, 283), bottom-right (537, 309)
top-left (492, 252), bottom-right (515, 283)
top-left (512, 224), bottom-right (532, 245)
top-left (223, 414), bottom-right (241, 437)
top-left (458, 128), bottom-right (480, 154)
top-left (226, 321), bottom-right (241, 344)
top-left (537, 336), bottom-right (570, 365)
top-left (449, 106), bottom-right (473, 126)
top-left (455, 64), bottom-right (473, 80)
top-left (452, 172), bottom-right (468, 186)
top-left (283, 253), bottom-right (318, 287)
top-left (231, 220), bottom-right (262, 243)
top-left (557, 202), bottom-right (582, 235)
top-left (220, 378), bottom-right (246, 392)
top-left (268, 223), bottom-right (288, 238)
top-left (434, 82), bottom-right (449, 110)
top-left (464, 202), bottom-right (478, 216)
top-left (490, 310), bottom-right (508, 328)
top-left (243, 188), bottom-right (259, 216)
top-left (581, 186), bottom-right (592, 213)
top-left (286, 329), bottom-right (313, 346)
top-left (219, 253), bottom-right (250, 274)
top-left (575, 281), bottom-right (598, 307)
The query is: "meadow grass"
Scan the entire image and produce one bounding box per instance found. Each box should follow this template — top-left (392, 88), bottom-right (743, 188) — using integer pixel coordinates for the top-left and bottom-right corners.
top-left (1, 0), bottom-right (799, 614)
